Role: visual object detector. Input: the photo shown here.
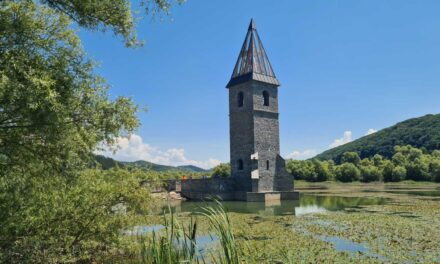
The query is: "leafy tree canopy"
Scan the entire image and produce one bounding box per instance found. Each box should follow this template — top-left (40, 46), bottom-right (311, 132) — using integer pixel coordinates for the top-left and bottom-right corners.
top-left (287, 145), bottom-right (440, 183)
top-left (0, 1), bottom-right (181, 261)
top-left (211, 163), bottom-right (231, 178)
top-left (0, 1), bottom-right (139, 176)
top-left (39, 0), bottom-right (185, 46)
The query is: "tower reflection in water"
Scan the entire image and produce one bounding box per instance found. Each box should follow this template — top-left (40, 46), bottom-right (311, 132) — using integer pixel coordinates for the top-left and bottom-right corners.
top-left (152, 194), bottom-right (386, 216)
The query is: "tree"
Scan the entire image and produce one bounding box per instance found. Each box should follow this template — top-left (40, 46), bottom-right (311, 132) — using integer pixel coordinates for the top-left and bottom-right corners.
top-left (39, 0), bottom-right (185, 47)
top-left (360, 158), bottom-right (373, 167)
top-left (392, 166), bottom-right (407, 182)
top-left (0, 2), bottom-right (155, 262)
top-left (211, 163), bottom-right (231, 178)
top-left (0, 2), bottom-right (139, 174)
top-left (287, 160), bottom-right (317, 181)
top-left (430, 159), bottom-right (440, 182)
top-left (335, 163), bottom-right (360, 182)
top-left (382, 160), bottom-right (394, 182)
top-left (341, 152), bottom-right (361, 165)
top-left (360, 165), bottom-right (381, 182)
top-left (372, 154), bottom-right (384, 166)
top-left (392, 152), bottom-right (406, 166)
top-left (312, 159), bottom-right (333, 182)
top-left (406, 158), bottom-right (430, 181)
top-left (432, 150), bottom-right (440, 158)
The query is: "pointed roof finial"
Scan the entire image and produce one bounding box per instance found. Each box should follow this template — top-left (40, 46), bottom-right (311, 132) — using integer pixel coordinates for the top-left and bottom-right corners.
top-left (249, 18), bottom-right (256, 30)
top-left (226, 19), bottom-right (280, 88)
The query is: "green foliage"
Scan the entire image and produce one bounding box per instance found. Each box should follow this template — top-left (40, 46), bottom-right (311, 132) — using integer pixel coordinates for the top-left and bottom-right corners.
top-left (286, 160), bottom-right (335, 182)
top-left (313, 159), bottom-right (334, 181)
top-left (360, 165), bottom-right (381, 182)
top-left (382, 160), bottom-right (394, 182)
top-left (286, 160), bottom-right (316, 181)
top-left (0, 1), bottom-right (164, 262)
top-left (392, 166), bottom-right (407, 182)
top-left (94, 154), bottom-right (208, 174)
top-left (211, 163), bottom-right (231, 178)
top-left (0, 1), bottom-right (139, 175)
top-left (39, 0), bottom-right (185, 47)
top-left (138, 202), bottom-right (242, 264)
top-left (140, 211), bottom-right (199, 263)
top-left (372, 154), bottom-right (384, 166)
top-left (315, 114), bottom-right (440, 162)
top-left (341, 152), bottom-right (361, 165)
top-left (202, 202), bottom-right (241, 264)
top-left (288, 145), bottom-right (440, 183)
top-left (94, 154), bottom-right (124, 169)
top-left (335, 163), bottom-right (360, 182)
top-left (0, 169), bottom-right (151, 263)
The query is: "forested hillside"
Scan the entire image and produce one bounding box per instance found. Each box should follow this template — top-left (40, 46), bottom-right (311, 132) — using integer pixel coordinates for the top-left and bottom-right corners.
top-left (94, 155), bottom-right (208, 172)
top-left (315, 114), bottom-right (440, 163)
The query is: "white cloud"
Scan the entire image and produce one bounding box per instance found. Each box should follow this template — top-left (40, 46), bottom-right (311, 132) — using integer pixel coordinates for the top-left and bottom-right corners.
top-left (96, 134), bottom-right (221, 169)
top-left (329, 131), bottom-right (352, 148)
top-left (365, 128), bottom-right (377, 135)
top-left (288, 128), bottom-right (377, 158)
top-left (286, 149), bottom-right (318, 160)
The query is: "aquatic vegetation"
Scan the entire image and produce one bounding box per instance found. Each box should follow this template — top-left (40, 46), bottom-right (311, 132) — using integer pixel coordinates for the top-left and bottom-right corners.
top-left (137, 210), bottom-right (201, 263)
top-left (139, 183), bottom-right (440, 263)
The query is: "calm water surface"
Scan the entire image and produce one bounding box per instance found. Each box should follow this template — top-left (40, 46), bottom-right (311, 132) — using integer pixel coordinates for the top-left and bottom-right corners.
top-left (153, 194), bottom-right (387, 216)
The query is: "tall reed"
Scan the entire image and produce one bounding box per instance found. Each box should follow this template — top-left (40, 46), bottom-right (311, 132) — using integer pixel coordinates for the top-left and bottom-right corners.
top-left (201, 201), bottom-right (241, 264)
top-left (139, 208), bottom-right (202, 264)
top-left (138, 201), bottom-right (244, 264)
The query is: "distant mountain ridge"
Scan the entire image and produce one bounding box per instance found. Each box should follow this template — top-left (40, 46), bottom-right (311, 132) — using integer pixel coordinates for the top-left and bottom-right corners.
top-left (315, 114), bottom-right (440, 163)
top-left (94, 155), bottom-right (208, 172)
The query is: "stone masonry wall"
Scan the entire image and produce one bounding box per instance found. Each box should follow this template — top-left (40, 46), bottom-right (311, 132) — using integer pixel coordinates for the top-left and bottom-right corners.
top-left (228, 80), bottom-right (294, 193)
top-left (252, 81), bottom-right (281, 192)
top-left (180, 178), bottom-right (235, 200)
top-left (229, 83), bottom-right (254, 192)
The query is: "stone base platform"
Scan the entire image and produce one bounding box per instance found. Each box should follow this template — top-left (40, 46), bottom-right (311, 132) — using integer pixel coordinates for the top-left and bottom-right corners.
top-left (246, 191), bottom-right (300, 202)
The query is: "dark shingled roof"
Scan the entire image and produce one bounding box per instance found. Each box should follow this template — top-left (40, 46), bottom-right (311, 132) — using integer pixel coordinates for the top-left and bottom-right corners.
top-left (226, 19), bottom-right (280, 88)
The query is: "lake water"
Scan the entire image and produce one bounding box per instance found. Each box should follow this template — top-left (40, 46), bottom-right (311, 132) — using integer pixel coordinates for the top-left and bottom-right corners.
top-left (153, 194), bottom-right (387, 216)
top-left (138, 185), bottom-right (440, 262)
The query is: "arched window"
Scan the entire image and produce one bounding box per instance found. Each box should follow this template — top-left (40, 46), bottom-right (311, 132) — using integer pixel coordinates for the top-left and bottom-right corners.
top-left (266, 160), bottom-right (270, 170)
top-left (238, 159), bottom-right (244, 170)
top-left (237, 92), bottom-right (244, 107)
top-left (263, 91), bottom-right (269, 106)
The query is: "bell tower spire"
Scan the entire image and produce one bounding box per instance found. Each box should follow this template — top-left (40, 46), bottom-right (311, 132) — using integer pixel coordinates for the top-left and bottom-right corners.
top-left (227, 19), bottom-right (280, 88)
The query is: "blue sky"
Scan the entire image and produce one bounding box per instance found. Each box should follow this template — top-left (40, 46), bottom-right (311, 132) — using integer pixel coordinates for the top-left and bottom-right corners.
top-left (84, 0), bottom-right (440, 168)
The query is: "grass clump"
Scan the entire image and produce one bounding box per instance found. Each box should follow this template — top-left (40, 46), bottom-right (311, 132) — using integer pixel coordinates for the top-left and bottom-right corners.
top-left (138, 210), bottom-right (200, 263)
top-left (138, 201), bottom-right (244, 264)
top-left (201, 201), bottom-right (241, 264)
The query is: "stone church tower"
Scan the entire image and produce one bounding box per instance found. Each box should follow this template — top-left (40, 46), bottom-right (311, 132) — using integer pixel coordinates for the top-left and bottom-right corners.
top-left (227, 19), bottom-right (294, 199)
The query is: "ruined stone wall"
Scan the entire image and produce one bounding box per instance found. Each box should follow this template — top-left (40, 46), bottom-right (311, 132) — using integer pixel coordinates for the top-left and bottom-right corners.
top-left (180, 178), bottom-right (235, 200)
top-left (275, 155), bottom-right (294, 191)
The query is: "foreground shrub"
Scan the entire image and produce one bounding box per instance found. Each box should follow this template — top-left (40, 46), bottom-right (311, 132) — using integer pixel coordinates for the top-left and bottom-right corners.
top-left (0, 169), bottom-right (150, 263)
